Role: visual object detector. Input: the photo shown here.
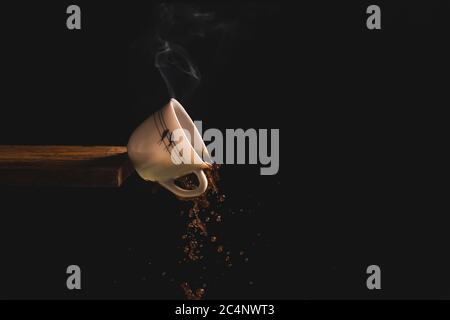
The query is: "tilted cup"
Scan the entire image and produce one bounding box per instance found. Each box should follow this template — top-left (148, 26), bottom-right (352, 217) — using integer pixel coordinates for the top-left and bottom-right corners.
top-left (127, 98), bottom-right (212, 198)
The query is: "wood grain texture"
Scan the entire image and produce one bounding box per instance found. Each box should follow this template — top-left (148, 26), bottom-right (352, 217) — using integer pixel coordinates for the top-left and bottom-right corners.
top-left (0, 145), bottom-right (134, 187)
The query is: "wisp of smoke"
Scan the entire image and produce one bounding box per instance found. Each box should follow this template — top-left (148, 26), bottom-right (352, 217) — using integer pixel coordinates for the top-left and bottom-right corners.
top-left (155, 40), bottom-right (201, 100)
top-left (153, 2), bottom-right (231, 102)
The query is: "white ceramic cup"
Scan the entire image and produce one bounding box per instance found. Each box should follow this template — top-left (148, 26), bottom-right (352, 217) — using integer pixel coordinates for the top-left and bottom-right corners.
top-left (127, 98), bottom-right (212, 198)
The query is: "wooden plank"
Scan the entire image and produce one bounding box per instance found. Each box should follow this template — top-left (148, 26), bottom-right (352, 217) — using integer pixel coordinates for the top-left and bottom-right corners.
top-left (0, 145), bottom-right (134, 187)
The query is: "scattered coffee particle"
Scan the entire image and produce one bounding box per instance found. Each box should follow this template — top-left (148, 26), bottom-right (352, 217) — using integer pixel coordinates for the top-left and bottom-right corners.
top-left (180, 282), bottom-right (205, 300)
top-left (195, 288), bottom-right (205, 296)
top-left (192, 216), bottom-right (207, 236)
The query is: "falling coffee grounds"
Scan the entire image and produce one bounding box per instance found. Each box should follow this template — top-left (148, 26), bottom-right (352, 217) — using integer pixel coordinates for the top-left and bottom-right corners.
top-left (151, 163), bottom-right (256, 299)
top-left (174, 163), bottom-right (232, 299)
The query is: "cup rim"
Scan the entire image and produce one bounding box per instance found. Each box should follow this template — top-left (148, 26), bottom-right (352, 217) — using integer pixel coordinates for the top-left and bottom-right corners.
top-left (166, 98), bottom-right (212, 166)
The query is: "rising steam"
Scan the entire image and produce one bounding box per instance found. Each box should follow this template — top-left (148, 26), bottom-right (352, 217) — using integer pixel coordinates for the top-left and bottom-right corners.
top-left (153, 2), bottom-right (231, 102)
top-left (152, 2), bottom-right (277, 102)
top-left (155, 41), bottom-right (201, 100)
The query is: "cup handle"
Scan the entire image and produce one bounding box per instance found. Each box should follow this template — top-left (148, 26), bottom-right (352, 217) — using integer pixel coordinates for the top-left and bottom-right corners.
top-left (158, 169), bottom-right (208, 198)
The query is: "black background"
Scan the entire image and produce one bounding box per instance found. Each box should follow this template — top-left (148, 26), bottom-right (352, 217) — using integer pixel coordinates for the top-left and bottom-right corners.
top-left (0, 0), bottom-right (449, 299)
